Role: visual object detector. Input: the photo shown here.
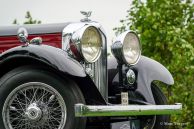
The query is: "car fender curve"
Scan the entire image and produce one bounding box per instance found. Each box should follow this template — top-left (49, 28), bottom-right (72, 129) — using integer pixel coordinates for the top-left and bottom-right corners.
top-left (108, 56), bottom-right (174, 104)
top-left (0, 44), bottom-right (106, 104)
top-left (0, 44), bottom-right (86, 77)
top-left (132, 56), bottom-right (174, 104)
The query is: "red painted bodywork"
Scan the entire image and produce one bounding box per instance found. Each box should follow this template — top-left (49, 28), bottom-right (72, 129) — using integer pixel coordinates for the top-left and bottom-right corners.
top-left (0, 33), bottom-right (62, 53)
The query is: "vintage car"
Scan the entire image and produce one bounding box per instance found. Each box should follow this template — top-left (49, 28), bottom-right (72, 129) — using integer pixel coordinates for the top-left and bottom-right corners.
top-left (0, 13), bottom-right (182, 129)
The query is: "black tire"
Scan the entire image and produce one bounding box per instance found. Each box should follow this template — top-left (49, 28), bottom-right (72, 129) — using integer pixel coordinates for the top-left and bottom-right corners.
top-left (152, 84), bottom-right (170, 129)
top-left (0, 66), bottom-right (86, 129)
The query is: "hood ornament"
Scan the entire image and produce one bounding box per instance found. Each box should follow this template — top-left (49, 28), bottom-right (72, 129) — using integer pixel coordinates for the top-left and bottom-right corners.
top-left (80, 11), bottom-right (92, 22)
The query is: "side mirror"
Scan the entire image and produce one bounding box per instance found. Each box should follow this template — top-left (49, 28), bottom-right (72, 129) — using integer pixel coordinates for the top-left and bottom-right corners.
top-left (17, 27), bottom-right (29, 43)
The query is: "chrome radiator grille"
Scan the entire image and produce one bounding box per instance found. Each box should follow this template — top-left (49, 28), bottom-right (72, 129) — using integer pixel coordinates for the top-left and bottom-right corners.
top-left (83, 53), bottom-right (107, 100)
top-left (62, 22), bottom-right (108, 100)
top-left (83, 28), bottom-right (108, 100)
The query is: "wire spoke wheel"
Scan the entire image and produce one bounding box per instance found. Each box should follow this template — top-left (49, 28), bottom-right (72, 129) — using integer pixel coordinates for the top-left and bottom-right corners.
top-left (3, 82), bottom-right (67, 129)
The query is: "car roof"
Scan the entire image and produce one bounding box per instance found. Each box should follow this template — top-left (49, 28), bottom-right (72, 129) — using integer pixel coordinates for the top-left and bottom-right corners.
top-left (0, 22), bottom-right (71, 36)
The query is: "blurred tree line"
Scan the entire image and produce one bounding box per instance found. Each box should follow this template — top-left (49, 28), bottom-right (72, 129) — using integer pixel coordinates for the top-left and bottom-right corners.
top-left (13, 11), bottom-right (41, 24)
top-left (114, 0), bottom-right (194, 128)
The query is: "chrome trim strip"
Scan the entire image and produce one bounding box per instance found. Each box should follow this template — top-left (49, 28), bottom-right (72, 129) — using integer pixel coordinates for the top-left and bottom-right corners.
top-left (75, 103), bottom-right (182, 117)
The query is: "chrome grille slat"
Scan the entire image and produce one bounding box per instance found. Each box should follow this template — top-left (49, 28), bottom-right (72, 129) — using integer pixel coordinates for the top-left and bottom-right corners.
top-left (84, 53), bottom-right (107, 100)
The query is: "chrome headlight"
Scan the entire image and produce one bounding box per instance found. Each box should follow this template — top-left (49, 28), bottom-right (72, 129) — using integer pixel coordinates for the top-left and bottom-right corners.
top-left (71, 26), bottom-right (102, 63)
top-left (111, 31), bottom-right (141, 65)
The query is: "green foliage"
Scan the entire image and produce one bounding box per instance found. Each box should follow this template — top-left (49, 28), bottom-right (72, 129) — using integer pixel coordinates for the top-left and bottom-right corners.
top-left (114, 0), bottom-right (194, 128)
top-left (13, 11), bottom-right (41, 25)
top-left (12, 19), bottom-right (18, 24)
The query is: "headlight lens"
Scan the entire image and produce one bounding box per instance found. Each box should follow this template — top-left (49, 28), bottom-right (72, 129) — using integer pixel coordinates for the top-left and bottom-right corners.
top-left (81, 26), bottom-right (102, 63)
top-left (71, 26), bottom-right (102, 63)
top-left (123, 32), bottom-right (141, 64)
top-left (111, 31), bottom-right (141, 65)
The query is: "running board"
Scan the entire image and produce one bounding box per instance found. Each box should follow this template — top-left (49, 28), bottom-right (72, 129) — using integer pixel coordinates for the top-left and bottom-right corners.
top-left (75, 103), bottom-right (182, 117)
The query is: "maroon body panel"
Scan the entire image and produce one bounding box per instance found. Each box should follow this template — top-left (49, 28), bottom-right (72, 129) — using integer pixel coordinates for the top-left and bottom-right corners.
top-left (0, 33), bottom-right (62, 53)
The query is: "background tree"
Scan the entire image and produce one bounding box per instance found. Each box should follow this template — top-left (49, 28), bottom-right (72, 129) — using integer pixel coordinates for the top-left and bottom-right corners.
top-left (114, 0), bottom-right (194, 128)
top-left (12, 19), bottom-right (18, 24)
top-left (13, 11), bottom-right (41, 24)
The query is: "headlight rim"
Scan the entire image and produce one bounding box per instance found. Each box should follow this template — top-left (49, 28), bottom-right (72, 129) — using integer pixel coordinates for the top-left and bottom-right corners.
top-left (111, 31), bottom-right (141, 66)
top-left (80, 26), bottom-right (102, 63)
top-left (71, 25), bottom-right (103, 63)
top-left (121, 31), bottom-right (141, 66)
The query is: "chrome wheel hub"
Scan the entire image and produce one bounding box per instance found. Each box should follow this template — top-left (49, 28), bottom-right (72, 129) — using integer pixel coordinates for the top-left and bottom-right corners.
top-left (25, 103), bottom-right (42, 121)
top-left (3, 82), bottom-right (67, 129)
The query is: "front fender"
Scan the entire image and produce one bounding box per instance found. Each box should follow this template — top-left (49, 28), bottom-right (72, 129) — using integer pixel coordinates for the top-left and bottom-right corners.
top-left (0, 44), bottom-right (106, 105)
top-left (132, 56), bottom-right (174, 104)
top-left (0, 44), bottom-right (86, 77)
top-left (108, 56), bottom-right (174, 104)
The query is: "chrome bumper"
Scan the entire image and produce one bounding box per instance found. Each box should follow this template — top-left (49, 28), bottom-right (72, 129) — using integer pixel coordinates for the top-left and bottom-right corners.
top-left (75, 103), bottom-right (182, 117)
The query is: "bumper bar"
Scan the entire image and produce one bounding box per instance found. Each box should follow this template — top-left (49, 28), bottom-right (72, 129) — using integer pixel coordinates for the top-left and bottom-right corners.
top-left (75, 103), bottom-right (182, 117)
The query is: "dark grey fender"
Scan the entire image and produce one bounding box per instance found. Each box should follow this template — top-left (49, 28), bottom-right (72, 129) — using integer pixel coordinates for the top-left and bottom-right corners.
top-left (108, 56), bottom-right (174, 104)
top-left (132, 56), bottom-right (174, 104)
top-left (0, 44), bottom-right (106, 105)
top-left (0, 44), bottom-right (86, 77)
